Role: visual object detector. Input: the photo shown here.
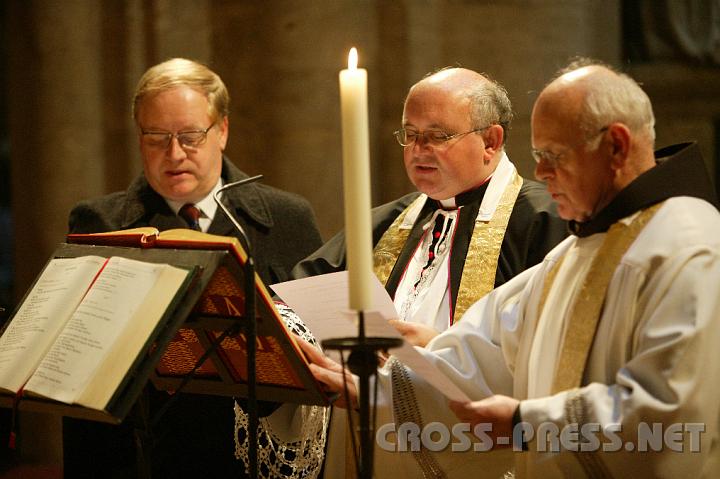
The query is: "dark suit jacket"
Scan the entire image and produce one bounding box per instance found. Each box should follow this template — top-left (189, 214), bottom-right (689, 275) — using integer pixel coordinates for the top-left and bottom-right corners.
top-left (64, 157), bottom-right (322, 478)
top-left (69, 157), bottom-right (322, 285)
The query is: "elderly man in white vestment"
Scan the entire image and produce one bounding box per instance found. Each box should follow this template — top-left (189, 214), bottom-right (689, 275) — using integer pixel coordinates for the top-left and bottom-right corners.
top-left (302, 59), bottom-right (720, 478)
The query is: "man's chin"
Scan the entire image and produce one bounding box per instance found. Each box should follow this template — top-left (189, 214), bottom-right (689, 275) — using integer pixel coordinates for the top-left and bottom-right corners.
top-left (418, 185), bottom-right (454, 201)
top-left (161, 184), bottom-right (202, 203)
top-left (557, 205), bottom-right (584, 222)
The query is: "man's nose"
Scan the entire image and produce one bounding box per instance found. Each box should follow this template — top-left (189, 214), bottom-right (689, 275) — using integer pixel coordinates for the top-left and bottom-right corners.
top-left (167, 136), bottom-right (187, 161)
top-left (412, 133), bottom-right (434, 152)
top-left (534, 158), bottom-right (553, 182)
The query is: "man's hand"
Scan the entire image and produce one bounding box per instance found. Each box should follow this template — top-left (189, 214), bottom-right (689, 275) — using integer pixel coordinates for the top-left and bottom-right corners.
top-left (449, 395), bottom-right (519, 447)
top-left (296, 337), bottom-right (358, 409)
top-left (389, 319), bottom-right (440, 348)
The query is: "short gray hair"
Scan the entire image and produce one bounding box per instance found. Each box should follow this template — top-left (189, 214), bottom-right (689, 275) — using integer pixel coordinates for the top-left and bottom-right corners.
top-left (558, 58), bottom-right (656, 144)
top-left (467, 76), bottom-right (513, 146)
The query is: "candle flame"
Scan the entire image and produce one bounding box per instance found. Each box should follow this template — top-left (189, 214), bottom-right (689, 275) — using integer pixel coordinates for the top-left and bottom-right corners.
top-left (348, 47), bottom-right (358, 70)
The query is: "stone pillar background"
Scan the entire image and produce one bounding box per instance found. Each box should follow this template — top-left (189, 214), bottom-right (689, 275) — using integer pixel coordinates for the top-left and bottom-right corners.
top-left (8, 0), bottom-right (627, 298)
top-left (6, 1), bottom-right (107, 468)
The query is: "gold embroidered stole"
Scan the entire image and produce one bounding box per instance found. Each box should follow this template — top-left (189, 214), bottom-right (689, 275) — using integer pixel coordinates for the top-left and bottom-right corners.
top-left (372, 172), bottom-right (523, 324)
top-left (372, 195), bottom-right (426, 286)
top-left (454, 171), bottom-right (523, 321)
top-left (541, 203), bottom-right (664, 394)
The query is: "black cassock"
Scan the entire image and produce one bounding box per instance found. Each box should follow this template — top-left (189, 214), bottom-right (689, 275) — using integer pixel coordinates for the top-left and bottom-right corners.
top-left (293, 178), bottom-right (567, 321)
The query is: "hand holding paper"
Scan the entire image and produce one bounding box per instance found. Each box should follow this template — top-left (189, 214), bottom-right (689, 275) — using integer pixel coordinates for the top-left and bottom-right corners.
top-left (296, 336), bottom-right (358, 410)
top-left (388, 319), bottom-right (440, 348)
top-left (272, 271), bottom-right (470, 403)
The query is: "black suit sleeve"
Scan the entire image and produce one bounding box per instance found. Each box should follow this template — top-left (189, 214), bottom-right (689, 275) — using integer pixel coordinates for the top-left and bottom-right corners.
top-left (253, 189), bottom-right (324, 284)
top-left (524, 205), bottom-right (568, 268)
top-left (291, 192), bottom-right (421, 279)
top-left (68, 202), bottom-right (116, 234)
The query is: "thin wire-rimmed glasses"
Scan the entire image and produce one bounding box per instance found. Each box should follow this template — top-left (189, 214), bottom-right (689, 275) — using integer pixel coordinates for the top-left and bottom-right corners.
top-left (393, 125), bottom-right (491, 148)
top-left (140, 124), bottom-right (215, 150)
top-left (531, 126), bottom-right (609, 168)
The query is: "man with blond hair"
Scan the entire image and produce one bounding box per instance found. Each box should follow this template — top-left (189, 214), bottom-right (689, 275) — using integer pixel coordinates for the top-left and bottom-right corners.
top-left (65, 58), bottom-right (326, 478)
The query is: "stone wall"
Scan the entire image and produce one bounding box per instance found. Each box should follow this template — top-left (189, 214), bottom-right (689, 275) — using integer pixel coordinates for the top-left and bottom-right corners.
top-left (7, 1), bottom-right (627, 299)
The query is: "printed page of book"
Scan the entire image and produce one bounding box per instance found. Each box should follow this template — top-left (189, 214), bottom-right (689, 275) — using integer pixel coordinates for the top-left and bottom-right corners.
top-left (24, 257), bottom-right (189, 409)
top-left (76, 261), bottom-right (191, 410)
top-left (0, 256), bottom-right (106, 393)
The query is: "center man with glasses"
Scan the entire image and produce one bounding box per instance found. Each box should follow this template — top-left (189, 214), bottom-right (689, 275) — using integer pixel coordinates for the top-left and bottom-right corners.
top-left (293, 67), bottom-right (567, 476)
top-left (296, 67), bottom-right (566, 345)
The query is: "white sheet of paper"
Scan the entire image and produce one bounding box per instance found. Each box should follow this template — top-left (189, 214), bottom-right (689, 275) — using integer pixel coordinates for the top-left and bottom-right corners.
top-left (271, 271), bottom-right (396, 342)
top-left (350, 310), bottom-right (469, 402)
top-left (271, 272), bottom-right (470, 402)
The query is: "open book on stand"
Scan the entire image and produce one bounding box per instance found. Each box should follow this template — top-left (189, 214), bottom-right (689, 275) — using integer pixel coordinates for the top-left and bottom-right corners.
top-left (0, 227), bottom-right (330, 423)
top-left (0, 255), bottom-right (195, 421)
top-left (68, 229), bottom-right (330, 405)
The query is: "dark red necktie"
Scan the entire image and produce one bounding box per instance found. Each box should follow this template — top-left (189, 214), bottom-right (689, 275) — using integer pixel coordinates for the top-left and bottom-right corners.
top-left (179, 203), bottom-right (201, 231)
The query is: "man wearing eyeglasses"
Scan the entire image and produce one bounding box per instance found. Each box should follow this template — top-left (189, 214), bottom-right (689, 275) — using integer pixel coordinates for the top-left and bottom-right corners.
top-left (293, 67), bottom-right (565, 477)
top-left (64, 58), bottom-right (325, 478)
top-left (304, 60), bottom-right (720, 477)
top-left (295, 67), bottom-right (566, 346)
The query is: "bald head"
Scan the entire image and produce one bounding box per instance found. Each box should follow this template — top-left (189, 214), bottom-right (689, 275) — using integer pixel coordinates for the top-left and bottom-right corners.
top-left (531, 60), bottom-right (658, 222)
top-left (412, 68), bottom-right (488, 96)
top-left (407, 68), bottom-right (513, 146)
top-left (399, 67), bottom-right (513, 200)
top-left (535, 64), bottom-right (656, 146)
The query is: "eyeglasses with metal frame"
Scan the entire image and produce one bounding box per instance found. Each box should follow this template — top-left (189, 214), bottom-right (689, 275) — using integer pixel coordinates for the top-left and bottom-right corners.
top-left (393, 125), bottom-right (491, 147)
top-left (140, 124), bottom-right (215, 150)
top-left (531, 126), bottom-right (609, 168)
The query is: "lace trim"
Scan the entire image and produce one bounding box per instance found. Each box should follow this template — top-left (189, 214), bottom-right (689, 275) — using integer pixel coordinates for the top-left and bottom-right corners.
top-left (234, 303), bottom-right (330, 478)
top-left (389, 358), bottom-right (447, 478)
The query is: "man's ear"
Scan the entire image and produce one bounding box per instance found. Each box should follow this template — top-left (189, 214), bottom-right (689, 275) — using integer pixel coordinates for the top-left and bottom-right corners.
top-left (218, 116), bottom-right (229, 151)
top-left (482, 124), bottom-right (504, 162)
top-left (607, 123), bottom-right (631, 170)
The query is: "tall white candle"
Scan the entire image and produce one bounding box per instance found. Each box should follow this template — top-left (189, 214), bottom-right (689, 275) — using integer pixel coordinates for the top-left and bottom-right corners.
top-left (339, 47), bottom-right (373, 311)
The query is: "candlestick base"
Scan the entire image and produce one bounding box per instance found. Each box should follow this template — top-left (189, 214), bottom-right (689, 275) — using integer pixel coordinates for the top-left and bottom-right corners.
top-left (322, 330), bottom-right (403, 479)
